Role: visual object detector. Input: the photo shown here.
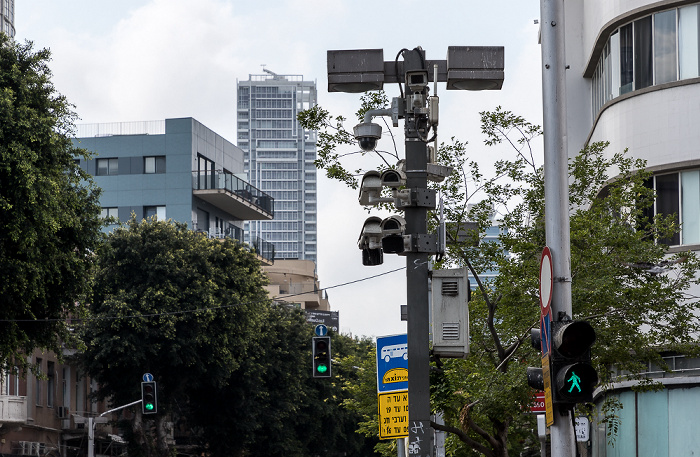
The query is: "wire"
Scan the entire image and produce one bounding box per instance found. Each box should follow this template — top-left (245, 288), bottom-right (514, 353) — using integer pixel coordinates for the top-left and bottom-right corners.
top-left (0, 266), bottom-right (407, 324)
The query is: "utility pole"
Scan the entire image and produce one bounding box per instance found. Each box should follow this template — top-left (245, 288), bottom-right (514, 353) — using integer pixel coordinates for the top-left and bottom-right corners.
top-left (327, 46), bottom-right (503, 457)
top-left (540, 0), bottom-right (576, 455)
top-left (86, 399), bottom-right (143, 457)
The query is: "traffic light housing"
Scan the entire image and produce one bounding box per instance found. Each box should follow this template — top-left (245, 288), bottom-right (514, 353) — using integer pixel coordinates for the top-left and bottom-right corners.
top-left (550, 320), bottom-right (598, 405)
top-left (141, 381), bottom-right (157, 414)
top-left (312, 336), bottom-right (332, 378)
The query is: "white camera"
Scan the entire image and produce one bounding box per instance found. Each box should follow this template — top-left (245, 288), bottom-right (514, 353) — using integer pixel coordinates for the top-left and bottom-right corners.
top-left (353, 122), bottom-right (382, 152)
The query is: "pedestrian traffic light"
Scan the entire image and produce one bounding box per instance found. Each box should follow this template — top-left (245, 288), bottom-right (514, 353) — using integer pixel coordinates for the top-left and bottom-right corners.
top-left (550, 320), bottom-right (598, 405)
top-left (312, 336), bottom-right (332, 378)
top-left (141, 381), bottom-right (157, 414)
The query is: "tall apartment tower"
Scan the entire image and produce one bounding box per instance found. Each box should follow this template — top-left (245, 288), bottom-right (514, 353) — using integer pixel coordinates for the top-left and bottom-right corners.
top-left (237, 70), bottom-right (318, 262)
top-left (1, 0), bottom-right (15, 38)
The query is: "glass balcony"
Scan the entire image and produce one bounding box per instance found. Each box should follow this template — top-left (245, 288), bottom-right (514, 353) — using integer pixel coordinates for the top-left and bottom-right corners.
top-left (192, 171), bottom-right (274, 221)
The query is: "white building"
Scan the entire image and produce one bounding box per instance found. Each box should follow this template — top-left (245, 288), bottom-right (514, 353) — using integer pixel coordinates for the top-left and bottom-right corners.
top-left (237, 71), bottom-right (318, 262)
top-left (563, 1), bottom-right (700, 455)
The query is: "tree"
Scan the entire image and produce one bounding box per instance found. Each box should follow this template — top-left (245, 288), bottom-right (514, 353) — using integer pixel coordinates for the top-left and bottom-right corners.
top-left (0, 35), bottom-right (103, 367)
top-left (298, 98), bottom-right (700, 457)
top-left (82, 218), bottom-right (271, 457)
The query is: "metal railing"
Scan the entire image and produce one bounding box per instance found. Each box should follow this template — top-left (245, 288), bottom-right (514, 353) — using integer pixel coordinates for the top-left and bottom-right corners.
top-left (192, 170), bottom-right (274, 216)
top-left (193, 225), bottom-right (274, 263)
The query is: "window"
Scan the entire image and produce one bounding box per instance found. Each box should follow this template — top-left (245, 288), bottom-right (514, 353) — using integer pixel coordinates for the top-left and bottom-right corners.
top-left (144, 206), bottom-right (166, 220)
top-left (35, 358), bottom-right (42, 406)
top-left (96, 158), bottom-right (118, 176)
top-left (144, 156), bottom-right (166, 174)
top-left (101, 207), bottom-right (118, 220)
top-left (640, 171), bottom-right (700, 246)
top-left (47, 361), bottom-right (55, 408)
top-left (654, 10), bottom-right (678, 85)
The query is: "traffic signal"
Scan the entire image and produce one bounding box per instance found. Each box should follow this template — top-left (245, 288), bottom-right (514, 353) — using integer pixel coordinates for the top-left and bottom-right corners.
top-left (526, 328), bottom-right (544, 390)
top-left (312, 336), bottom-right (332, 378)
top-left (550, 320), bottom-right (598, 405)
top-left (141, 381), bottom-right (157, 414)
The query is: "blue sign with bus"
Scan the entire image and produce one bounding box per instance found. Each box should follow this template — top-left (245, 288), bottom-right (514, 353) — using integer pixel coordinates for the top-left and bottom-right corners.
top-left (376, 334), bottom-right (408, 393)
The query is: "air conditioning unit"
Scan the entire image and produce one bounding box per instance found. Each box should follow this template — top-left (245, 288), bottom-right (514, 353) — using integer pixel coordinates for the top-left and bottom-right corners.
top-left (56, 406), bottom-right (69, 418)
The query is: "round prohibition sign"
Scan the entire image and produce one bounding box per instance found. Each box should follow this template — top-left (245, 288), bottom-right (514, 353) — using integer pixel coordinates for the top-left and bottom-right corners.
top-left (539, 247), bottom-right (553, 316)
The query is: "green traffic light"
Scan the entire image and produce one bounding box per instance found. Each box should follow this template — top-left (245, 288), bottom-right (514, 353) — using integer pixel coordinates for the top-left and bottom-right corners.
top-left (145, 402), bottom-right (155, 411)
top-left (316, 364), bottom-right (328, 373)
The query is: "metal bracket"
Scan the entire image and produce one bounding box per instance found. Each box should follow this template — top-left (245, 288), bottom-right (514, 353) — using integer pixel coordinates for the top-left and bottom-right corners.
top-left (400, 234), bottom-right (438, 254)
top-left (396, 188), bottom-right (436, 209)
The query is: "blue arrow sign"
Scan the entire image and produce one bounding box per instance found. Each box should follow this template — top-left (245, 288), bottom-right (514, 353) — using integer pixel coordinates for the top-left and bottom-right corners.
top-left (142, 373), bottom-right (154, 382)
top-left (315, 324), bottom-right (328, 336)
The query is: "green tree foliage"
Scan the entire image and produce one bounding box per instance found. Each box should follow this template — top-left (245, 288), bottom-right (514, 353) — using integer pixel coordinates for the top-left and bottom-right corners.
top-left (82, 218), bottom-right (270, 457)
top-left (298, 97), bottom-right (700, 457)
top-left (0, 35), bottom-right (102, 365)
top-left (84, 218), bottom-right (379, 457)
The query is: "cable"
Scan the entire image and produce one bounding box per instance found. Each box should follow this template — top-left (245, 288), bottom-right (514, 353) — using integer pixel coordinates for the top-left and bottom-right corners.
top-left (0, 266), bottom-right (407, 324)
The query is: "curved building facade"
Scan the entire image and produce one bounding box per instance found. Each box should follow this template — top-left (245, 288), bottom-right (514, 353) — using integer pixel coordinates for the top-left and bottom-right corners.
top-left (563, 1), bottom-right (700, 455)
top-left (1, 0), bottom-right (14, 38)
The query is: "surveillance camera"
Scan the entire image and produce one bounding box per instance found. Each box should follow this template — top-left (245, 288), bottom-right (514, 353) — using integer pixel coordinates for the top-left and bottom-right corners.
top-left (358, 216), bottom-right (383, 250)
top-left (353, 122), bottom-right (382, 152)
top-left (381, 215), bottom-right (409, 254)
top-left (381, 169), bottom-right (406, 189)
top-left (358, 170), bottom-right (395, 206)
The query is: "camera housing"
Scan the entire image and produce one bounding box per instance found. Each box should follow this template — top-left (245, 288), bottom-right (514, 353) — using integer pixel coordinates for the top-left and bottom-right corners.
top-left (353, 122), bottom-right (382, 152)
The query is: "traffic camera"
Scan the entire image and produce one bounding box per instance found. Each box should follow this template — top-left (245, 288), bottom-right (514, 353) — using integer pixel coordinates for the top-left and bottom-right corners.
top-left (380, 216), bottom-right (408, 254)
top-left (353, 121), bottom-right (382, 152)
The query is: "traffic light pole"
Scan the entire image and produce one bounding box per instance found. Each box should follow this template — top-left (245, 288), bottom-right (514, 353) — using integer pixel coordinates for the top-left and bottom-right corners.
top-left (87, 398), bottom-right (143, 457)
top-left (540, 0), bottom-right (576, 455)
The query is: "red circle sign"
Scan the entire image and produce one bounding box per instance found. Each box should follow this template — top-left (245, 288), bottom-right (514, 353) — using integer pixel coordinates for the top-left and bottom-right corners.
top-left (539, 247), bottom-right (553, 316)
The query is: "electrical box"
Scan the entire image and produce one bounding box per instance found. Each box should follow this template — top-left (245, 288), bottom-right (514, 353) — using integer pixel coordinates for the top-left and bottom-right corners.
top-left (431, 268), bottom-right (469, 358)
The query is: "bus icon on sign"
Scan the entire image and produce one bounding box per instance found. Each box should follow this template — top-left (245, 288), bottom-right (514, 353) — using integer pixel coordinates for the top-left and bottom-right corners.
top-left (381, 344), bottom-right (408, 363)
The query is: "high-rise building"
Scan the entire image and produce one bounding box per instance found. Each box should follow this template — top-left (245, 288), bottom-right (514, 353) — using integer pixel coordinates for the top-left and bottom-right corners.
top-left (237, 70), bottom-right (318, 262)
top-left (1, 0), bottom-right (15, 38)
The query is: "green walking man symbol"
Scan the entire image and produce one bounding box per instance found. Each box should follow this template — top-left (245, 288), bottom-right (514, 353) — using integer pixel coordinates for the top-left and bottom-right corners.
top-left (567, 372), bottom-right (582, 393)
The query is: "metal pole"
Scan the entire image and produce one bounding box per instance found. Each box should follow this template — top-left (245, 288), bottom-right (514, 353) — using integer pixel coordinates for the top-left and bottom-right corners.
top-left (88, 417), bottom-right (94, 457)
top-left (404, 49), bottom-right (433, 457)
top-left (540, 0), bottom-right (575, 456)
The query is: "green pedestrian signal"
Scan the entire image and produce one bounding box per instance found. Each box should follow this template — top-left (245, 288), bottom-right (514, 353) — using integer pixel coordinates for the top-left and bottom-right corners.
top-left (550, 320), bottom-right (598, 406)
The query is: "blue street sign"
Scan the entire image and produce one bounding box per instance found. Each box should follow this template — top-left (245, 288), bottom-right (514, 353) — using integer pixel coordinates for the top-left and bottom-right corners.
top-left (143, 373), bottom-right (154, 382)
top-left (315, 324), bottom-right (328, 336)
top-left (376, 334), bottom-right (408, 393)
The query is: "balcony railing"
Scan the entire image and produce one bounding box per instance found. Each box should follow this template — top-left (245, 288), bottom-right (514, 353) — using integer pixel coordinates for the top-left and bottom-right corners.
top-left (192, 171), bottom-right (274, 217)
top-left (193, 226), bottom-right (274, 263)
top-left (0, 396), bottom-right (27, 424)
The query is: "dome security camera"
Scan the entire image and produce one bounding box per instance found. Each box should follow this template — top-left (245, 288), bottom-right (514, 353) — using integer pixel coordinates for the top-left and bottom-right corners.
top-left (353, 122), bottom-right (382, 152)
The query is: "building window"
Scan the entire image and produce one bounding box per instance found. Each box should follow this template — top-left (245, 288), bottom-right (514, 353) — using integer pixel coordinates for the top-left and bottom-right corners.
top-left (144, 156), bottom-right (166, 174)
top-left (641, 171), bottom-right (700, 246)
top-left (592, 5), bottom-right (700, 117)
top-left (35, 358), bottom-right (42, 406)
top-left (144, 206), bottom-right (166, 220)
top-left (47, 361), bottom-right (55, 408)
top-left (101, 207), bottom-right (118, 220)
top-left (96, 158), bottom-right (118, 176)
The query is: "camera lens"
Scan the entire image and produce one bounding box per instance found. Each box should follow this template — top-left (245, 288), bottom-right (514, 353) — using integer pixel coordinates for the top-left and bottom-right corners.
top-left (358, 137), bottom-right (377, 151)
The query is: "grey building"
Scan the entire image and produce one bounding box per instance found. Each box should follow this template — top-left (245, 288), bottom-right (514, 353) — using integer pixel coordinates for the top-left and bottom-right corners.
top-left (74, 117), bottom-right (274, 262)
top-left (237, 70), bottom-right (318, 262)
top-left (1, 0), bottom-right (14, 38)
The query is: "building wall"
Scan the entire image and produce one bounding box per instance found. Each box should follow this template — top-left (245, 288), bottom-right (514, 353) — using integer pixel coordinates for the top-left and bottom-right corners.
top-left (563, 1), bottom-right (700, 455)
top-left (75, 118), bottom-right (249, 239)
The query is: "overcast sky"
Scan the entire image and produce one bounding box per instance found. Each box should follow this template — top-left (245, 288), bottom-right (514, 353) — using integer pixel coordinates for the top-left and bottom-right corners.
top-left (16, 0), bottom-right (543, 339)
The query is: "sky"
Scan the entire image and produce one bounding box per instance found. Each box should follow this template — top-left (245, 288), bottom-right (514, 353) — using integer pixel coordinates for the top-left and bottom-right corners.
top-left (16, 0), bottom-right (544, 339)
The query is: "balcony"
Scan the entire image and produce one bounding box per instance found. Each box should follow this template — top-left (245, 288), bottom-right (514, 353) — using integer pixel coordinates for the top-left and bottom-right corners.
top-left (0, 395), bottom-right (27, 424)
top-left (192, 171), bottom-right (274, 221)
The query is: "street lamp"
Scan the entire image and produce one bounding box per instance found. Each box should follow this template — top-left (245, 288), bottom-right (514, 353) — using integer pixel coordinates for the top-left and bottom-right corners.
top-left (327, 46), bottom-right (503, 457)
